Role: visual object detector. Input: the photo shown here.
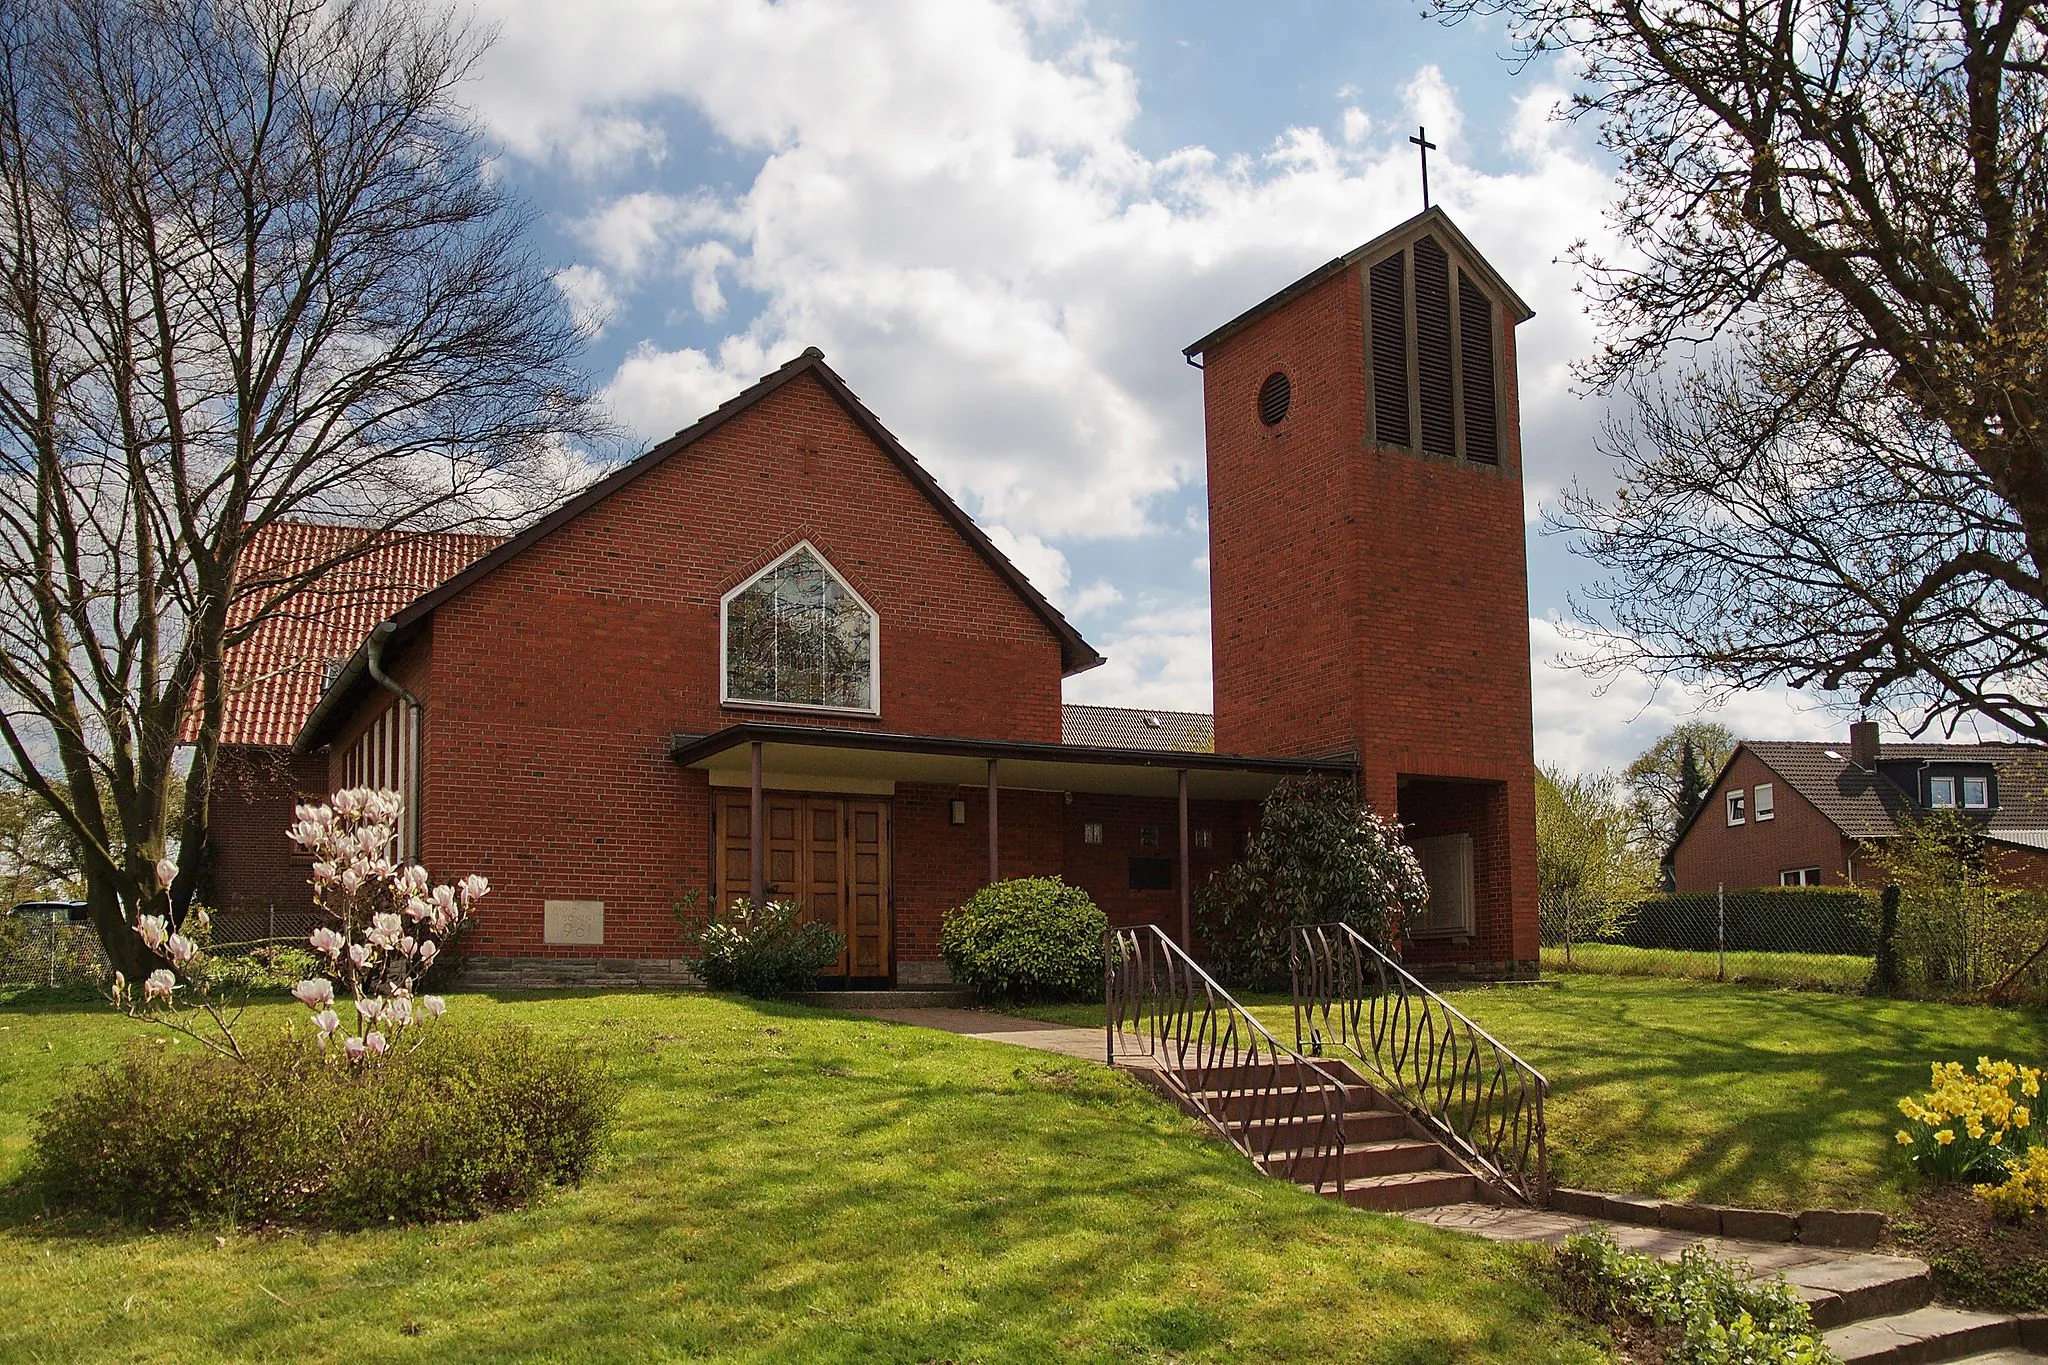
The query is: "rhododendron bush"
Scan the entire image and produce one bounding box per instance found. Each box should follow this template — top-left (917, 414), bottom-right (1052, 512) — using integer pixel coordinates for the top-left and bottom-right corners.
top-left (32, 789), bottom-right (620, 1227)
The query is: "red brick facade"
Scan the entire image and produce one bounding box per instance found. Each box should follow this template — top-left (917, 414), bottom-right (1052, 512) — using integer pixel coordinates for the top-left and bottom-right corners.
top-left (1197, 215), bottom-right (1540, 975)
top-left (205, 207), bottom-right (1545, 983)
top-left (1672, 750), bottom-right (1860, 891)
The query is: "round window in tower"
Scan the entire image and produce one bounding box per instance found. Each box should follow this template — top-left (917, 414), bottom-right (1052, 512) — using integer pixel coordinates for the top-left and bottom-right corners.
top-left (1257, 371), bottom-right (1292, 427)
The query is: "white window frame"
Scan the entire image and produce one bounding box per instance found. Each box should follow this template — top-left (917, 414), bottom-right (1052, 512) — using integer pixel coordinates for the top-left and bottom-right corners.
top-left (718, 541), bottom-right (881, 717)
top-left (1726, 790), bottom-right (1746, 826)
top-left (1963, 775), bottom-right (1991, 809)
top-left (1928, 775), bottom-right (1957, 809)
top-left (1780, 867), bottom-right (1822, 887)
top-left (1754, 783), bottom-right (1775, 822)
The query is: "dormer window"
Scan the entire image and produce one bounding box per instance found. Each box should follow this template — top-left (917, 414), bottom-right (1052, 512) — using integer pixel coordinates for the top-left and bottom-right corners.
top-left (721, 543), bottom-right (879, 714)
top-left (1963, 776), bottom-right (1990, 809)
top-left (1929, 776), bottom-right (1957, 809)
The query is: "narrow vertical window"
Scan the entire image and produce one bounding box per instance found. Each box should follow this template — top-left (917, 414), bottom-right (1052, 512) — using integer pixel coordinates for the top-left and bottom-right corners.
top-left (1369, 254), bottom-right (1410, 448)
top-left (1412, 235), bottom-right (1456, 458)
top-left (1458, 268), bottom-right (1499, 464)
top-left (1726, 790), bottom-right (1746, 826)
top-left (1754, 783), bottom-right (1775, 822)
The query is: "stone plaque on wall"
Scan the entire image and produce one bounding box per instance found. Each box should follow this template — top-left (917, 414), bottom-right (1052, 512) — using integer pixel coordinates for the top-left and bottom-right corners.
top-left (543, 899), bottom-right (604, 945)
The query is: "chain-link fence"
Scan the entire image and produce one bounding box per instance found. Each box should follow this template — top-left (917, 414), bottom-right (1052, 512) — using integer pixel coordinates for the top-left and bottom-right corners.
top-left (1542, 883), bottom-right (2048, 1000)
top-left (1542, 887), bottom-right (1878, 992)
top-left (0, 907), bottom-right (327, 998)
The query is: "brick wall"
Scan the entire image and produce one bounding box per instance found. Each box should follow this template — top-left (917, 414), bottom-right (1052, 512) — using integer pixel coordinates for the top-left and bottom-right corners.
top-left (336, 371), bottom-right (1072, 961)
top-left (1060, 793), bottom-right (1251, 940)
top-left (205, 744), bottom-right (325, 916)
top-left (1201, 245), bottom-right (1540, 974)
top-left (1671, 750), bottom-right (1857, 892)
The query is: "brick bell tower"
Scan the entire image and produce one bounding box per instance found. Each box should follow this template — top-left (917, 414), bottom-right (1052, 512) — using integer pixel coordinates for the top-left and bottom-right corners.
top-left (1185, 207), bottom-right (1540, 978)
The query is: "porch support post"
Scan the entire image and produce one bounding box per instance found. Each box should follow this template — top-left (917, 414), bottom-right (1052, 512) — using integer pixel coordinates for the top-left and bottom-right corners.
top-left (1178, 769), bottom-right (1191, 949)
top-left (986, 758), bottom-right (999, 885)
top-left (749, 741), bottom-right (764, 907)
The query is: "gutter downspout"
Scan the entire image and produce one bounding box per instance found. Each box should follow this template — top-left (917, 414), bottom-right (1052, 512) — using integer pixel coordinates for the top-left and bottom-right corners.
top-left (366, 620), bottom-right (423, 861)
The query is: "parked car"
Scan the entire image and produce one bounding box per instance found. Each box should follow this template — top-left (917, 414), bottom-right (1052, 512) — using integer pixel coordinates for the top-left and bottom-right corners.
top-left (8, 899), bottom-right (89, 924)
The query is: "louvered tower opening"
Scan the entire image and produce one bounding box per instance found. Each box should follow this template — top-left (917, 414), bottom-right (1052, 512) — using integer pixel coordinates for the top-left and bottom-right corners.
top-left (1369, 255), bottom-right (1410, 448)
top-left (1258, 371), bottom-right (1292, 426)
top-left (1412, 236), bottom-right (1456, 458)
top-left (1458, 269), bottom-right (1499, 464)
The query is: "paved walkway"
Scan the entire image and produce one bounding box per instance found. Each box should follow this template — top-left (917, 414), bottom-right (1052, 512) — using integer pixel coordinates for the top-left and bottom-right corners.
top-left (846, 1006), bottom-right (1113, 1063)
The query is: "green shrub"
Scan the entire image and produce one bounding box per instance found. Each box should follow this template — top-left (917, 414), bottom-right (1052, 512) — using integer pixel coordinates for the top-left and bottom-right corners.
top-left (1194, 776), bottom-right (1429, 988)
top-left (1622, 887), bottom-right (1878, 956)
top-left (204, 945), bottom-right (321, 994)
top-left (693, 898), bottom-right (843, 997)
top-left (28, 1025), bottom-right (617, 1228)
top-left (1551, 1231), bottom-right (1831, 1364)
top-left (940, 877), bottom-right (1107, 1002)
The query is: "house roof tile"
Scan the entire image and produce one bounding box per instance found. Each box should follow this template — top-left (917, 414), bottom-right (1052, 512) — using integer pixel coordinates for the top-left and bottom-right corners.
top-left (1060, 704), bottom-right (1214, 753)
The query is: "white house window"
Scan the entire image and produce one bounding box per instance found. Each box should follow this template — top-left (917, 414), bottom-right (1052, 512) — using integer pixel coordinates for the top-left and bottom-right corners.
top-left (1963, 776), bottom-right (1990, 809)
top-left (1754, 783), bottom-right (1775, 822)
top-left (1082, 821), bottom-right (1104, 846)
top-left (1781, 867), bottom-right (1822, 887)
top-left (1928, 775), bottom-right (1957, 809)
top-left (721, 543), bottom-right (878, 713)
top-left (1726, 790), bottom-right (1746, 826)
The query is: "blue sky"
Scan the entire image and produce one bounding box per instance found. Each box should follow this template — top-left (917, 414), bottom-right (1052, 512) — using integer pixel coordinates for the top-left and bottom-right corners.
top-left (460, 0), bottom-right (1847, 773)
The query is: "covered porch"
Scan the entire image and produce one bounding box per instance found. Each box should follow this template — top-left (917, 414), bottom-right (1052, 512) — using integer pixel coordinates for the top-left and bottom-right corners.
top-left (669, 721), bottom-right (1356, 983)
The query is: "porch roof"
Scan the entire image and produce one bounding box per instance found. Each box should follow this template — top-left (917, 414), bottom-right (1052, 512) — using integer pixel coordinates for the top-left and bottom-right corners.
top-left (668, 721), bottom-right (1356, 801)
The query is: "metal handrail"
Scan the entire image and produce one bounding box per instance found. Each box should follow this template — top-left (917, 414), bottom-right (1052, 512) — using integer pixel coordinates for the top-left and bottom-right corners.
top-left (1105, 924), bottom-right (1351, 1196)
top-left (1291, 922), bottom-right (1549, 1205)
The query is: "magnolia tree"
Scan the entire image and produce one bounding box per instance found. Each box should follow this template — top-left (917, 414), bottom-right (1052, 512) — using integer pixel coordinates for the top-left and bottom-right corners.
top-left (109, 788), bottom-right (485, 1062)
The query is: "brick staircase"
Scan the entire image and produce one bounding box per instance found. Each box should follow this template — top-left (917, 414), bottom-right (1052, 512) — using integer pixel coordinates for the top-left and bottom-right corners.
top-left (1130, 1056), bottom-right (1481, 1212)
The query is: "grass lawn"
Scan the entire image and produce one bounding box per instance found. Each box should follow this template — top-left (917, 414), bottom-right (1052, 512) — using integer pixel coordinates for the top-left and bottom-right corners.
top-left (1016, 975), bottom-right (2048, 1212)
top-left (0, 990), bottom-right (1603, 1364)
top-left (1541, 945), bottom-right (1874, 993)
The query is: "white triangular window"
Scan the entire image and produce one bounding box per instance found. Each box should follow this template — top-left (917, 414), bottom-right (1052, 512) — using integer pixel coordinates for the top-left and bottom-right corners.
top-left (720, 543), bottom-right (879, 714)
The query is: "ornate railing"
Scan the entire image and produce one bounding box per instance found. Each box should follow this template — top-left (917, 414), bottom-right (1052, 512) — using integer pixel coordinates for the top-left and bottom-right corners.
top-left (1106, 924), bottom-right (1351, 1195)
top-left (1291, 923), bottom-right (1548, 1205)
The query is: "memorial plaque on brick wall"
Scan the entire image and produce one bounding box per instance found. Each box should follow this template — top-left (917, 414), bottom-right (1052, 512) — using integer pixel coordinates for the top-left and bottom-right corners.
top-left (543, 899), bottom-right (604, 945)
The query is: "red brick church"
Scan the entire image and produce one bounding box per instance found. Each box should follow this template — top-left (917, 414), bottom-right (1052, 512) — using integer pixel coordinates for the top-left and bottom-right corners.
top-left (201, 206), bottom-right (1541, 983)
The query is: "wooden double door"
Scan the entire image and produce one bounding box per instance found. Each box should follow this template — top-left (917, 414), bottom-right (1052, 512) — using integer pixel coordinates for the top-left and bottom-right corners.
top-left (715, 794), bottom-right (891, 979)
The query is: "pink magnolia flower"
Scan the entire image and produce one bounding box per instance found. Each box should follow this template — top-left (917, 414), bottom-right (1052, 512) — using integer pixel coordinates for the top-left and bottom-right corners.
top-left (430, 885), bottom-right (459, 915)
top-left (355, 996), bottom-right (381, 1023)
top-left (339, 867), bottom-right (364, 894)
top-left (364, 1031), bottom-right (389, 1058)
top-left (459, 874), bottom-right (490, 903)
top-left (366, 912), bottom-right (404, 949)
top-left (191, 907), bottom-right (210, 932)
top-left (401, 865), bottom-right (430, 895)
top-left (332, 790), bottom-right (362, 817)
top-left (342, 1035), bottom-right (367, 1062)
top-left (403, 896), bottom-right (432, 922)
top-left (384, 996), bottom-right (412, 1028)
top-left (348, 942), bottom-right (372, 969)
top-left (154, 857), bottom-right (177, 889)
top-left (312, 1008), bottom-right (341, 1036)
top-left (142, 969), bottom-right (177, 1004)
top-left (417, 940), bottom-right (439, 969)
top-left (292, 978), bottom-right (334, 1009)
top-left (422, 995), bottom-right (446, 1020)
top-left (164, 934), bottom-right (198, 966)
top-left (311, 860), bottom-right (338, 883)
top-left (309, 926), bottom-right (345, 958)
top-left (110, 970), bottom-right (127, 1004)
top-left (356, 826), bottom-right (388, 856)
top-left (135, 915), bottom-right (168, 952)
top-left (398, 935), bottom-right (417, 958)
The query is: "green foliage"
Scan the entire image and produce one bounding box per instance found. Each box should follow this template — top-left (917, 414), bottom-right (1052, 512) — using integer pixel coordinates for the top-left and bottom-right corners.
top-left (0, 775), bottom-right (84, 905)
top-left (1193, 776), bottom-right (1429, 988)
top-left (197, 943), bottom-right (322, 995)
top-left (1623, 722), bottom-right (1736, 851)
top-left (29, 1025), bottom-right (617, 1228)
top-left (1537, 766), bottom-right (1659, 948)
top-left (693, 898), bottom-right (844, 997)
top-left (1867, 811), bottom-right (2048, 995)
top-left (939, 877), bottom-right (1107, 1002)
top-left (1551, 1231), bottom-right (1831, 1365)
top-left (1870, 885), bottom-right (1904, 996)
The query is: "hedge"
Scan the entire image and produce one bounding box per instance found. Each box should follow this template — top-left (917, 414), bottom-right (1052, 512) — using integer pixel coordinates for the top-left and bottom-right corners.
top-left (1619, 887), bottom-right (1878, 957)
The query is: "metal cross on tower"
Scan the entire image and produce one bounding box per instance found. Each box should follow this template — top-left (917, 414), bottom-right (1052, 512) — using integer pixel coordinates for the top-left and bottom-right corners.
top-left (1410, 125), bottom-right (1437, 209)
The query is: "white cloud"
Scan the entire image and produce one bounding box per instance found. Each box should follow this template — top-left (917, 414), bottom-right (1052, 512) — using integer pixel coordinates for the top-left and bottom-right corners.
top-left (554, 264), bottom-right (618, 339)
top-left (470, 0), bottom-right (1618, 545)
top-left (1528, 617), bottom-right (1846, 775)
top-left (1063, 598), bottom-right (1213, 713)
top-left (1067, 579), bottom-right (1124, 616)
top-left (985, 526), bottom-right (1070, 601)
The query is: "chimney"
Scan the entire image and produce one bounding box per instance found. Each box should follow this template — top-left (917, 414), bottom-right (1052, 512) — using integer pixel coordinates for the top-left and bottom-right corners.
top-left (1849, 719), bottom-right (1880, 769)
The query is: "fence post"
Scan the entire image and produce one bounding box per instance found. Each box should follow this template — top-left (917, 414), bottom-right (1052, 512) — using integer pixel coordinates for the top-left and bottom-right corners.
top-left (1563, 890), bottom-right (1574, 967)
top-left (268, 902), bottom-right (275, 946)
top-left (48, 921), bottom-right (58, 988)
top-left (1716, 883), bottom-right (1726, 982)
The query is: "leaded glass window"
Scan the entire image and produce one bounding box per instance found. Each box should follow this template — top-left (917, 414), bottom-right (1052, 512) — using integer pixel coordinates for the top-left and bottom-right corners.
top-left (722, 546), bottom-right (877, 711)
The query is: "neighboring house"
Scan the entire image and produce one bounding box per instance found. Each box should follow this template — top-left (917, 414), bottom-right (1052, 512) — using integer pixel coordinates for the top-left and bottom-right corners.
top-left (1669, 720), bottom-right (2048, 892)
top-left (202, 205), bottom-right (1543, 983)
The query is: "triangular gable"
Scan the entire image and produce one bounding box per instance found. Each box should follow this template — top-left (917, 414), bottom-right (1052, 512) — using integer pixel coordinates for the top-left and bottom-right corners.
top-left (1182, 206), bottom-right (1535, 360)
top-left (297, 348), bottom-right (1101, 750)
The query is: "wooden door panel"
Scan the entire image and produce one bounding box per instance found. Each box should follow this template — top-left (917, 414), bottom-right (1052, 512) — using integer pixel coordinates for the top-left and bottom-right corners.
top-left (714, 792), bottom-right (891, 981)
